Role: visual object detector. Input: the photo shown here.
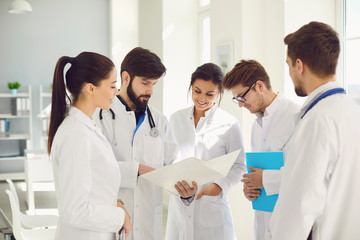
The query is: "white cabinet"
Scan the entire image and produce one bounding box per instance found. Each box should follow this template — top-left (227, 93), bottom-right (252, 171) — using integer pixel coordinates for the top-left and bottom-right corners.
top-left (0, 86), bottom-right (33, 180)
top-left (25, 150), bottom-right (55, 214)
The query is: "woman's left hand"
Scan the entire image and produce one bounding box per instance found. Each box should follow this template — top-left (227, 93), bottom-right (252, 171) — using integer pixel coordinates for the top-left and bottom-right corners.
top-left (196, 183), bottom-right (222, 200)
top-left (174, 180), bottom-right (198, 198)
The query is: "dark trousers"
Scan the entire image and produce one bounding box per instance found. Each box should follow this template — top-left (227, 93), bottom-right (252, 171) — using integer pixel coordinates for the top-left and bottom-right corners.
top-left (307, 230), bottom-right (312, 240)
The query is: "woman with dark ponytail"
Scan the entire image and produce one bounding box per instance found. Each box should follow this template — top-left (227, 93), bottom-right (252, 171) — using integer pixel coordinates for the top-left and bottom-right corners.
top-left (49, 52), bottom-right (131, 240)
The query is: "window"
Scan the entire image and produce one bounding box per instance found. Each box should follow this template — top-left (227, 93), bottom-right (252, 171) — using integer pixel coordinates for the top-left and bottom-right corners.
top-left (199, 15), bottom-right (210, 64)
top-left (199, 0), bottom-right (210, 8)
top-left (343, 0), bottom-right (360, 103)
top-left (198, 0), bottom-right (210, 64)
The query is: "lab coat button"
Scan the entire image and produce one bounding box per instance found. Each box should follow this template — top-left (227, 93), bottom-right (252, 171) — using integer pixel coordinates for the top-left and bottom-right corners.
top-left (136, 205), bottom-right (139, 208)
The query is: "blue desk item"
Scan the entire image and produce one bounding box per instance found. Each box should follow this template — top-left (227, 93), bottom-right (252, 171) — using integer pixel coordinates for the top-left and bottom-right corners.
top-left (245, 152), bottom-right (284, 212)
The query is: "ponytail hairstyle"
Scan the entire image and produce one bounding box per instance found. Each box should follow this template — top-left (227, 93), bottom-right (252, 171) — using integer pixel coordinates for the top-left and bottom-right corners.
top-left (48, 52), bottom-right (115, 154)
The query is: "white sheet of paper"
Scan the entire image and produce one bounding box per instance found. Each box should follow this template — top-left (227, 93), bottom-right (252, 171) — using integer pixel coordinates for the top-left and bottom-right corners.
top-left (140, 150), bottom-right (240, 194)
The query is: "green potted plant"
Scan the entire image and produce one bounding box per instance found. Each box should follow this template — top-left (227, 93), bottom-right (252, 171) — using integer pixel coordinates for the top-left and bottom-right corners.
top-left (7, 81), bottom-right (21, 95)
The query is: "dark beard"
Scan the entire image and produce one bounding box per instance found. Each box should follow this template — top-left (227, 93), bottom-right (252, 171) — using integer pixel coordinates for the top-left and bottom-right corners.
top-left (127, 80), bottom-right (151, 110)
top-left (295, 86), bottom-right (307, 97)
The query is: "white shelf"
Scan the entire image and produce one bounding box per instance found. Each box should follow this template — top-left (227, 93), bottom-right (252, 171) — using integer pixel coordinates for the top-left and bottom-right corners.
top-left (0, 134), bottom-right (30, 140)
top-left (0, 156), bottom-right (25, 161)
top-left (41, 93), bottom-right (52, 97)
top-left (0, 86), bottom-right (32, 181)
top-left (0, 93), bottom-right (30, 98)
top-left (0, 172), bottom-right (25, 181)
top-left (0, 114), bottom-right (30, 119)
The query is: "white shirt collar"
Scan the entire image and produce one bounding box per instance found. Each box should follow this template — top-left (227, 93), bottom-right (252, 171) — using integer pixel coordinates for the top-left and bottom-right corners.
top-left (68, 106), bottom-right (97, 130)
top-left (255, 94), bottom-right (283, 122)
top-left (187, 103), bottom-right (218, 119)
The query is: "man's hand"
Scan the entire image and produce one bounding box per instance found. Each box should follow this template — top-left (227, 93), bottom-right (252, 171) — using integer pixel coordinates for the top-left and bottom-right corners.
top-left (174, 181), bottom-right (198, 198)
top-left (117, 201), bottom-right (132, 239)
top-left (196, 183), bottom-right (222, 200)
top-left (243, 183), bottom-right (261, 201)
top-left (138, 164), bottom-right (155, 176)
top-left (241, 166), bottom-right (264, 188)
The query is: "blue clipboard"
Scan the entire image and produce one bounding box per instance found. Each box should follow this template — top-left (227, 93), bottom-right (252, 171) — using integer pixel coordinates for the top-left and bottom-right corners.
top-left (245, 152), bottom-right (284, 212)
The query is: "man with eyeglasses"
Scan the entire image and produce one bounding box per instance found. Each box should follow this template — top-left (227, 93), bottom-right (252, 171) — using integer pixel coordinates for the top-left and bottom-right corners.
top-left (222, 59), bottom-right (299, 240)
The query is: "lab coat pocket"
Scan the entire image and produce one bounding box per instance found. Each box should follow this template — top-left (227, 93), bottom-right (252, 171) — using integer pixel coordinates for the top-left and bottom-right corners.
top-left (143, 135), bottom-right (164, 167)
top-left (153, 204), bottom-right (163, 240)
top-left (199, 195), bottom-right (224, 227)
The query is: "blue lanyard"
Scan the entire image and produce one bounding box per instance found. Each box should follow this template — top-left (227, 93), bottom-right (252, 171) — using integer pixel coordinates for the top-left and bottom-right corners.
top-left (301, 88), bottom-right (346, 119)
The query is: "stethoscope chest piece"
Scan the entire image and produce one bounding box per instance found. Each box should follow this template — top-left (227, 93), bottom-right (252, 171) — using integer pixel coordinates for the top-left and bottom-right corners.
top-left (150, 128), bottom-right (159, 137)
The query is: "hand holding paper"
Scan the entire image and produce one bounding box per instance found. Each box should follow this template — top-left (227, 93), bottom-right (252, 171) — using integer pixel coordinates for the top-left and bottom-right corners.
top-left (140, 150), bottom-right (241, 194)
top-left (174, 181), bottom-right (198, 198)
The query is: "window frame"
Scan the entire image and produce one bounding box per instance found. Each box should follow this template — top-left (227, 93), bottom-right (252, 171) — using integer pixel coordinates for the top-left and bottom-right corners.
top-left (198, 0), bottom-right (211, 65)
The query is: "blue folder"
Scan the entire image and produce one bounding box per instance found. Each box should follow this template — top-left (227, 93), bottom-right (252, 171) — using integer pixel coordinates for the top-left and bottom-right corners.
top-left (245, 152), bottom-right (284, 212)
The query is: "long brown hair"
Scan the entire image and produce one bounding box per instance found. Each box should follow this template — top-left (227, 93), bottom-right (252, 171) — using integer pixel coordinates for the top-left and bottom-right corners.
top-left (48, 52), bottom-right (115, 154)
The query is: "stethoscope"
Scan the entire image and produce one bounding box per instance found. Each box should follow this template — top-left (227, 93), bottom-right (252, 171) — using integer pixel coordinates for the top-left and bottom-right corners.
top-left (99, 101), bottom-right (159, 147)
top-left (301, 87), bottom-right (346, 119)
top-left (280, 87), bottom-right (346, 152)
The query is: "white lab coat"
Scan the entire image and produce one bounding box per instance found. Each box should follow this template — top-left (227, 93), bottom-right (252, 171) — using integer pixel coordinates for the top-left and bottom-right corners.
top-left (270, 82), bottom-right (360, 239)
top-left (165, 104), bottom-right (246, 240)
top-left (250, 94), bottom-right (299, 240)
top-left (94, 98), bottom-right (178, 240)
top-left (51, 107), bottom-right (125, 240)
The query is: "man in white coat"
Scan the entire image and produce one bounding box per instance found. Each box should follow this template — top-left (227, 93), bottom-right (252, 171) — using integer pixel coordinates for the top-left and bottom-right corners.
top-left (94, 47), bottom-right (178, 240)
top-left (270, 21), bottom-right (360, 239)
top-left (222, 59), bottom-right (299, 240)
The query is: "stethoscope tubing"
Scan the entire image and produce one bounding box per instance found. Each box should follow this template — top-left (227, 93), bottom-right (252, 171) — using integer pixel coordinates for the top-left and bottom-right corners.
top-left (99, 103), bottom-right (158, 146)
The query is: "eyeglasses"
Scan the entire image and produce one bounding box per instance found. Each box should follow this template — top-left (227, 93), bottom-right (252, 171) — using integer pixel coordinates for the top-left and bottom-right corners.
top-left (232, 80), bottom-right (260, 104)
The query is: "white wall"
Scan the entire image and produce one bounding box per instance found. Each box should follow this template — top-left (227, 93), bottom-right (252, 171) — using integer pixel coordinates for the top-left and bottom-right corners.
top-left (0, 0), bottom-right (110, 150)
top-left (139, 0), bottom-right (164, 113)
top-left (110, 0), bottom-right (139, 84)
top-left (284, 0), bottom-right (337, 106)
top-left (162, 0), bottom-right (199, 117)
top-left (210, 0), bottom-right (243, 130)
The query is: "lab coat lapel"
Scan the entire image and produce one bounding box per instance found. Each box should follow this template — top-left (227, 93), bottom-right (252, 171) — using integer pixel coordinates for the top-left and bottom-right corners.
top-left (195, 104), bottom-right (218, 135)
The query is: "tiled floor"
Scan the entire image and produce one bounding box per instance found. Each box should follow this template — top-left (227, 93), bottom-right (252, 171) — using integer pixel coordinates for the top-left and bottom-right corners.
top-left (0, 180), bottom-right (169, 240)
